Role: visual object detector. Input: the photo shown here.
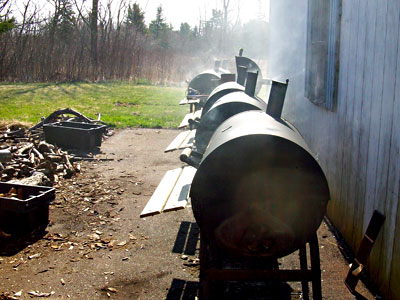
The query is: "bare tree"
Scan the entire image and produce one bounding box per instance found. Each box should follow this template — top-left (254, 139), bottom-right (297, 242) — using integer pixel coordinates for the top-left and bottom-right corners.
top-left (90, 0), bottom-right (98, 77)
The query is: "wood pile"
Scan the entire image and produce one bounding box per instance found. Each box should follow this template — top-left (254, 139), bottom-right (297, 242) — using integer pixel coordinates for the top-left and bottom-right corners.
top-left (0, 127), bottom-right (80, 185)
top-left (0, 109), bottom-right (106, 186)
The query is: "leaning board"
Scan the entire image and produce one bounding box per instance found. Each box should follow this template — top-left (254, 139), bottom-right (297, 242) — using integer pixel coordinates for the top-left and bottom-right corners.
top-left (164, 130), bottom-right (196, 152)
top-left (140, 166), bottom-right (196, 218)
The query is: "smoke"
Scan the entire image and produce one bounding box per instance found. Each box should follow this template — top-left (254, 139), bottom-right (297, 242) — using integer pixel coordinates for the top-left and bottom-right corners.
top-left (267, 0), bottom-right (308, 83)
top-left (266, 0), bottom-right (332, 155)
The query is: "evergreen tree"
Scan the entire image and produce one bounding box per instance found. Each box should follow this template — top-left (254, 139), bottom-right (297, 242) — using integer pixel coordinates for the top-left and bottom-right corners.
top-left (0, 17), bottom-right (14, 33)
top-left (149, 5), bottom-right (170, 48)
top-left (50, 0), bottom-right (75, 41)
top-left (179, 22), bottom-right (191, 37)
top-left (149, 5), bottom-right (167, 39)
top-left (0, 0), bottom-right (14, 33)
top-left (125, 3), bottom-right (146, 33)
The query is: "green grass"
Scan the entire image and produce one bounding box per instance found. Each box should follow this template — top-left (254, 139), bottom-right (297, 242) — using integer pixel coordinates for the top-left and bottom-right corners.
top-left (0, 82), bottom-right (187, 128)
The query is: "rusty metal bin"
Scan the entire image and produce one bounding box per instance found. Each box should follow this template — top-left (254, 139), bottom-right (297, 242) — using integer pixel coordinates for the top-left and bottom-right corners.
top-left (43, 121), bottom-right (106, 150)
top-left (0, 182), bottom-right (55, 235)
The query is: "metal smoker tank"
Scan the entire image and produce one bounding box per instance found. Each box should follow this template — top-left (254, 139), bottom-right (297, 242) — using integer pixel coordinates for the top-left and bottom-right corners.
top-left (190, 110), bottom-right (330, 259)
top-left (194, 91), bottom-right (266, 155)
top-left (187, 71), bottom-right (221, 100)
top-left (201, 82), bottom-right (245, 117)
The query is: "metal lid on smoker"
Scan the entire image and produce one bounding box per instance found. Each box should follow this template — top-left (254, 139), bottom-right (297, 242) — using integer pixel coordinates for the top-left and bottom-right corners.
top-left (194, 92), bottom-right (266, 154)
top-left (188, 70), bottom-right (221, 96)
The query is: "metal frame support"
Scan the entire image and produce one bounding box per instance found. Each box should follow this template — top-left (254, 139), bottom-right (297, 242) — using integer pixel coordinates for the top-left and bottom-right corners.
top-left (200, 233), bottom-right (323, 300)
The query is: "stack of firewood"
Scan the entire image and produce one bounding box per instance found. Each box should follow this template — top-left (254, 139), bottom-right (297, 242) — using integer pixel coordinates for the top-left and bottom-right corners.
top-left (0, 127), bottom-right (80, 186)
top-left (0, 108), bottom-right (105, 186)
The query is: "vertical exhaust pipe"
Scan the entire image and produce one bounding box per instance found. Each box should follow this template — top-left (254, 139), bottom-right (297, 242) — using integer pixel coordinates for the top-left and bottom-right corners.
top-left (220, 73), bottom-right (236, 84)
top-left (245, 71), bottom-right (258, 97)
top-left (239, 48), bottom-right (244, 56)
top-left (266, 79), bottom-right (289, 119)
top-left (237, 66), bottom-right (247, 86)
top-left (214, 60), bottom-right (221, 72)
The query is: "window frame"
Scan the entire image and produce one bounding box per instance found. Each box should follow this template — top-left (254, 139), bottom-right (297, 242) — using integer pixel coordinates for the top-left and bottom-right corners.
top-left (305, 0), bottom-right (341, 111)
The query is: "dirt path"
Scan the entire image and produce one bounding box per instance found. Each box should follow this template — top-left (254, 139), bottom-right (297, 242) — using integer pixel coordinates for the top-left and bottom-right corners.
top-left (0, 128), bottom-right (376, 299)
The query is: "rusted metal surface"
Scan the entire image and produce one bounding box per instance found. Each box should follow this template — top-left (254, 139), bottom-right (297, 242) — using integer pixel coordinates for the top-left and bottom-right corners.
top-left (345, 210), bottom-right (385, 295)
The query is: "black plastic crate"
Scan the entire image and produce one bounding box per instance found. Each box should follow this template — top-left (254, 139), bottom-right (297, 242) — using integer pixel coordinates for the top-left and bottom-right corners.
top-left (43, 121), bottom-right (106, 150)
top-left (0, 182), bottom-right (55, 235)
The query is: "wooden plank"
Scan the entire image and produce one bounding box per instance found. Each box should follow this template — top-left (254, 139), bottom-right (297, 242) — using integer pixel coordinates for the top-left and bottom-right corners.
top-left (179, 98), bottom-right (189, 105)
top-left (178, 130), bottom-right (196, 149)
top-left (377, 0), bottom-right (400, 294)
top-left (356, 0), bottom-right (377, 241)
top-left (345, 210), bottom-right (386, 293)
top-left (163, 166), bottom-right (196, 212)
top-left (187, 99), bottom-right (200, 104)
top-left (363, 0), bottom-right (388, 287)
top-left (194, 109), bottom-right (202, 119)
top-left (348, 0), bottom-right (367, 250)
top-left (178, 110), bottom-right (203, 129)
top-left (333, 0), bottom-right (353, 233)
top-left (389, 196), bottom-right (400, 300)
top-left (359, 0), bottom-right (378, 240)
top-left (140, 168), bottom-right (183, 218)
top-left (178, 112), bottom-right (194, 128)
top-left (341, 0), bottom-right (361, 245)
top-left (388, 8), bottom-right (400, 297)
top-left (164, 131), bottom-right (191, 152)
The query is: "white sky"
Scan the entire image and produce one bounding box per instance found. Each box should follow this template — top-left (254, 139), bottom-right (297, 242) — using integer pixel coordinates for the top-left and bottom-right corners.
top-left (14, 0), bottom-right (269, 29)
top-left (136, 0), bottom-right (270, 29)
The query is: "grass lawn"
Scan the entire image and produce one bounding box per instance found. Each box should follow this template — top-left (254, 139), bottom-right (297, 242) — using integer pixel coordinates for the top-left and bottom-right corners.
top-left (0, 82), bottom-right (187, 128)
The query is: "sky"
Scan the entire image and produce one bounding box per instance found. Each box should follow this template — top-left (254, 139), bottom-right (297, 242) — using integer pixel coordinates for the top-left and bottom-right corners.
top-left (134, 0), bottom-right (270, 29)
top-left (15, 0), bottom-right (269, 30)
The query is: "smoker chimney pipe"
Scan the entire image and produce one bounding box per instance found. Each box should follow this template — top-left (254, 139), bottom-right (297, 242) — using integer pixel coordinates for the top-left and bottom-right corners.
top-left (220, 73), bottom-right (236, 84)
top-left (266, 79), bottom-right (289, 119)
top-left (245, 71), bottom-right (258, 97)
top-left (237, 66), bottom-right (247, 86)
top-left (214, 60), bottom-right (221, 72)
top-left (239, 48), bottom-right (244, 56)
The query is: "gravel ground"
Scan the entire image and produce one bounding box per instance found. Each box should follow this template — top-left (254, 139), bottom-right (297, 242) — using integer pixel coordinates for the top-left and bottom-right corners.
top-left (0, 128), bottom-right (378, 300)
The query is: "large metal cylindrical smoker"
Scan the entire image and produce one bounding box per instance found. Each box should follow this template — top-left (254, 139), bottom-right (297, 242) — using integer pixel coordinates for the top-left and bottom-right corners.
top-left (190, 110), bottom-right (330, 259)
top-left (150, 50), bottom-right (331, 299)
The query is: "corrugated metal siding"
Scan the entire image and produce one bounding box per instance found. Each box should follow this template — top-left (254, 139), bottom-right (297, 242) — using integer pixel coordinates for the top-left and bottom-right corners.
top-left (268, 0), bottom-right (400, 299)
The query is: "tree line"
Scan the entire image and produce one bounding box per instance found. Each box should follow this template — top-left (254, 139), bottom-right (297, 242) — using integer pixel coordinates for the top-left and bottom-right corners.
top-left (0, 0), bottom-right (268, 83)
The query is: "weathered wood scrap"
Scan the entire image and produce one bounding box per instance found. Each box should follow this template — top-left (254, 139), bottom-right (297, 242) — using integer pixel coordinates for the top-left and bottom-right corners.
top-left (163, 166), bottom-right (196, 212)
top-left (164, 131), bottom-right (191, 152)
top-left (140, 168), bottom-right (183, 218)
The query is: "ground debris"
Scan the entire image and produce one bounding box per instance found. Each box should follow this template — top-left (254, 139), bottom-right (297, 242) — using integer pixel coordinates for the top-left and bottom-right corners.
top-left (28, 253), bottom-right (41, 260)
top-left (27, 290), bottom-right (55, 297)
top-left (0, 123), bottom-right (81, 184)
top-left (0, 292), bottom-right (18, 300)
top-left (105, 287), bottom-right (117, 293)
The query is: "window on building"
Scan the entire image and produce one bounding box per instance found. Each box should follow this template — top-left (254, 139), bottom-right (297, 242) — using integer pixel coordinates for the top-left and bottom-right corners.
top-left (305, 0), bottom-right (340, 111)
